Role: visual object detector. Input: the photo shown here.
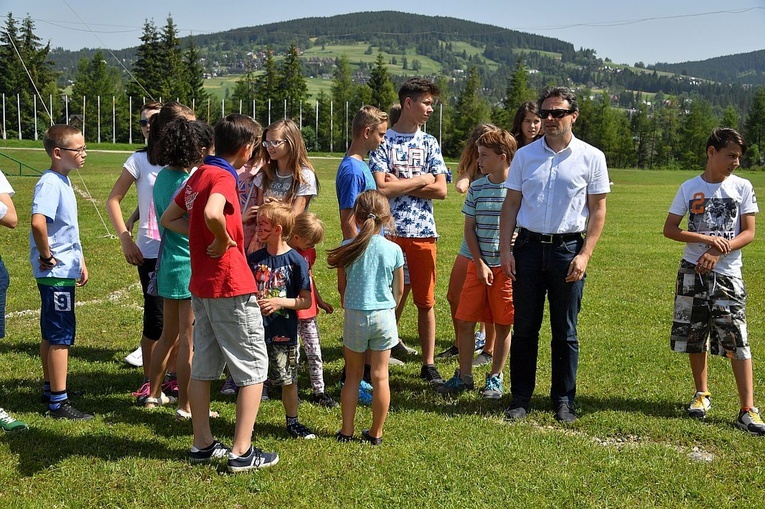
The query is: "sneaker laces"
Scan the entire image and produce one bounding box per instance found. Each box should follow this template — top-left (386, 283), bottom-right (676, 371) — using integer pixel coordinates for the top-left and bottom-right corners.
top-left (690, 391), bottom-right (711, 410)
top-left (485, 375), bottom-right (502, 392)
top-left (131, 381), bottom-right (151, 398)
top-left (744, 407), bottom-right (764, 424)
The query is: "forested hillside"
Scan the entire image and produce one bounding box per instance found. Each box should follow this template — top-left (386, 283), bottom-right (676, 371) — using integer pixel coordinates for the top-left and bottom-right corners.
top-left (654, 50), bottom-right (765, 85)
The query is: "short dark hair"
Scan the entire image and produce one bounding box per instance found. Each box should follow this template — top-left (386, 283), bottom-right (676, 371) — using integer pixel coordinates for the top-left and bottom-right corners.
top-left (706, 127), bottom-right (747, 155)
top-left (43, 124), bottom-right (81, 156)
top-left (537, 86), bottom-right (578, 113)
top-left (215, 114), bottom-right (261, 157)
top-left (398, 77), bottom-right (440, 105)
top-left (147, 101), bottom-right (195, 164)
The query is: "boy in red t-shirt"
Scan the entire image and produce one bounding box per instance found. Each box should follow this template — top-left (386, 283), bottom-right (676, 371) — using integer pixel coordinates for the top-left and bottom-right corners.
top-left (161, 113), bottom-right (278, 473)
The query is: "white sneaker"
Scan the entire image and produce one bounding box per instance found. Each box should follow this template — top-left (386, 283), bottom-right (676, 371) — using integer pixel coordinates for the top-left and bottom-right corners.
top-left (124, 346), bottom-right (143, 367)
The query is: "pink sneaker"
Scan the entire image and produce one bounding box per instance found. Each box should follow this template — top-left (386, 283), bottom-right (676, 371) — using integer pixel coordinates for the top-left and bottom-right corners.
top-left (162, 379), bottom-right (179, 399)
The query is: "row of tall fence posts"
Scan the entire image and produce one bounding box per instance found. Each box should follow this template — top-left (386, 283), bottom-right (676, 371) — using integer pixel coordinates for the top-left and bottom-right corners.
top-left (0, 93), bottom-right (444, 152)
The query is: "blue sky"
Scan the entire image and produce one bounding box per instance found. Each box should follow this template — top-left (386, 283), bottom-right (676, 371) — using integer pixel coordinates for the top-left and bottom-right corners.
top-left (4, 0), bottom-right (764, 65)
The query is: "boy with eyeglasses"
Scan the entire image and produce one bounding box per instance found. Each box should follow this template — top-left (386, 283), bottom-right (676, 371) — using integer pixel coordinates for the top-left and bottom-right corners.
top-left (30, 124), bottom-right (93, 420)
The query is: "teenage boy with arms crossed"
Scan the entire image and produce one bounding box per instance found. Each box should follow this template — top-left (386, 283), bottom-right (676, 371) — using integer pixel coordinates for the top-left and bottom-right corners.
top-left (663, 127), bottom-right (765, 435)
top-left (369, 77), bottom-right (447, 385)
top-left (162, 113), bottom-right (278, 472)
top-left (30, 125), bottom-right (92, 420)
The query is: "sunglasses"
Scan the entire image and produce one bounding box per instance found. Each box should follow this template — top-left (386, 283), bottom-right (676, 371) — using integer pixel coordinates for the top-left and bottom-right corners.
top-left (139, 119), bottom-right (150, 127)
top-left (539, 109), bottom-right (575, 119)
top-left (262, 140), bottom-right (286, 148)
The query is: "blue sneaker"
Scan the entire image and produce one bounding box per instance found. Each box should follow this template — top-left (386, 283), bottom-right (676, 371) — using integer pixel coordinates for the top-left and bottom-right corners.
top-left (474, 330), bottom-right (486, 352)
top-left (437, 370), bottom-right (474, 395)
top-left (481, 373), bottom-right (503, 400)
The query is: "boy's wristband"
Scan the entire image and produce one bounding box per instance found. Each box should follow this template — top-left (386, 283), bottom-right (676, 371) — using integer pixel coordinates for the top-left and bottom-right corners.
top-left (39, 254), bottom-right (55, 263)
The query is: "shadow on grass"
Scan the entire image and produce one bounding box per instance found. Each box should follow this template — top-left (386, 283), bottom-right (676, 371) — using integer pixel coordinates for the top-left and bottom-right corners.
top-left (0, 425), bottom-right (179, 476)
top-left (0, 340), bottom-right (129, 365)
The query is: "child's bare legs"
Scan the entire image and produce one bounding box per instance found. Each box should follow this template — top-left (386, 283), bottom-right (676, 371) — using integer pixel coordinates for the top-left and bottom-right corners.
top-left (140, 336), bottom-right (156, 380)
top-left (457, 320), bottom-right (476, 378)
top-left (489, 324), bottom-right (512, 376)
top-left (394, 286), bottom-right (413, 352)
top-left (482, 322), bottom-right (496, 355)
top-left (368, 349), bottom-right (391, 439)
top-left (281, 382), bottom-right (299, 419)
top-left (341, 347), bottom-right (365, 436)
top-left (232, 383), bottom-right (263, 456)
top-left (190, 379), bottom-right (213, 449)
top-left (689, 352), bottom-right (709, 393)
top-left (418, 305), bottom-right (436, 365)
top-left (176, 299), bottom-right (194, 412)
top-left (731, 358), bottom-right (754, 408)
top-left (447, 256), bottom-right (468, 346)
top-left (41, 341), bottom-right (68, 392)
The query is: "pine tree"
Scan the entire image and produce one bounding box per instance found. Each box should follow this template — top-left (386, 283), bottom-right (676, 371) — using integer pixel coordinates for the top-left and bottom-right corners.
top-left (745, 87), bottom-right (765, 150)
top-left (72, 50), bottom-right (124, 142)
top-left (160, 16), bottom-right (184, 101)
top-left (278, 43), bottom-right (308, 119)
top-left (0, 14), bottom-right (56, 138)
top-left (255, 47), bottom-right (279, 123)
top-left (126, 19), bottom-right (164, 102)
top-left (183, 38), bottom-right (208, 111)
top-left (330, 54), bottom-right (355, 152)
top-left (504, 57), bottom-right (531, 121)
top-left (367, 53), bottom-right (396, 111)
top-left (449, 66), bottom-right (490, 156)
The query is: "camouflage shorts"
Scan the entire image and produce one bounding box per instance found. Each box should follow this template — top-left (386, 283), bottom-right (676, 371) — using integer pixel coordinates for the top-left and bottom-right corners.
top-left (267, 343), bottom-right (299, 386)
top-left (670, 260), bottom-right (750, 360)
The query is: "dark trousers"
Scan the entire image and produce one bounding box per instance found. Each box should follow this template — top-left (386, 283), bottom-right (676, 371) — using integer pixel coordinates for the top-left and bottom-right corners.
top-left (510, 232), bottom-right (584, 406)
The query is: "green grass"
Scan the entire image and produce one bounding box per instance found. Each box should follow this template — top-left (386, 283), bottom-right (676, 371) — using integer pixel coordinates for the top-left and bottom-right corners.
top-left (2, 146), bottom-right (765, 506)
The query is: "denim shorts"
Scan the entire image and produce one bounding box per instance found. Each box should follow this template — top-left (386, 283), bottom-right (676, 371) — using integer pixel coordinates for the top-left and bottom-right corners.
top-left (343, 308), bottom-right (399, 353)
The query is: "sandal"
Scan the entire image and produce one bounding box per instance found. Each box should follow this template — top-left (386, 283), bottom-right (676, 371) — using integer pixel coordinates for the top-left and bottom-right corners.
top-left (175, 408), bottom-right (220, 421)
top-left (144, 393), bottom-right (177, 408)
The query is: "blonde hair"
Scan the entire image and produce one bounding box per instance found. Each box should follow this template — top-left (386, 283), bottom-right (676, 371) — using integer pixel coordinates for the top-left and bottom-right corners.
top-left (352, 105), bottom-right (388, 138)
top-left (476, 129), bottom-right (518, 162)
top-left (260, 119), bottom-right (319, 203)
top-left (257, 201), bottom-right (295, 240)
top-left (457, 123), bottom-right (499, 181)
top-left (292, 212), bottom-right (324, 246)
top-left (327, 190), bottom-right (393, 269)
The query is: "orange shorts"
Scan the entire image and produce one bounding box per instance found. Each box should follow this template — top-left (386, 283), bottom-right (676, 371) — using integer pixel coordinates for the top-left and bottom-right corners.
top-left (455, 263), bottom-right (514, 326)
top-left (391, 237), bottom-right (437, 308)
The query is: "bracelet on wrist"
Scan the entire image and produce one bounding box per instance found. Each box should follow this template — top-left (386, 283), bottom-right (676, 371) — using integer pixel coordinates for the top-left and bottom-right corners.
top-left (39, 254), bottom-right (55, 263)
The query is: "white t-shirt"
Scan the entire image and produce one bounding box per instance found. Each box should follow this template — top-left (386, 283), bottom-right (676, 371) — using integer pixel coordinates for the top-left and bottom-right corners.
top-left (253, 166), bottom-right (317, 206)
top-left (669, 174), bottom-right (758, 278)
top-left (123, 151), bottom-right (162, 258)
top-left (0, 171), bottom-right (14, 197)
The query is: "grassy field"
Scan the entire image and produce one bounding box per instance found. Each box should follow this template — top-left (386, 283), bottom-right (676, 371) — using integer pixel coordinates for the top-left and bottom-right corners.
top-left (1, 142), bottom-right (765, 507)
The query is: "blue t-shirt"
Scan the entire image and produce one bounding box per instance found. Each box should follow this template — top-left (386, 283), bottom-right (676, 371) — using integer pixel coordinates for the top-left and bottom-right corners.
top-left (247, 247), bottom-right (310, 346)
top-left (29, 170), bottom-right (82, 279)
top-left (336, 155), bottom-right (376, 211)
top-left (343, 235), bottom-right (404, 311)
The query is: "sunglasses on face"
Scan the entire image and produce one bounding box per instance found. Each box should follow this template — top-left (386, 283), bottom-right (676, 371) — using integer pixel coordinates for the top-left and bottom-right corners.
top-left (540, 109), bottom-right (575, 119)
top-left (139, 119), bottom-right (150, 127)
top-left (262, 140), bottom-right (286, 148)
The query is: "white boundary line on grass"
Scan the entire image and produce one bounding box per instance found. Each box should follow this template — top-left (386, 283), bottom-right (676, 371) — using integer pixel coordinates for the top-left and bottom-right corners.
top-left (6, 283), bottom-right (143, 319)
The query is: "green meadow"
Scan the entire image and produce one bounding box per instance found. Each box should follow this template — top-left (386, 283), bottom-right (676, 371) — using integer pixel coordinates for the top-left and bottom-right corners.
top-left (1, 141), bottom-right (765, 507)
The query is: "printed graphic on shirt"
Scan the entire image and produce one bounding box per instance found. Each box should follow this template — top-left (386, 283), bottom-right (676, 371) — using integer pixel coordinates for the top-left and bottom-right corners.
top-left (688, 193), bottom-right (737, 240)
top-left (253, 263), bottom-right (290, 319)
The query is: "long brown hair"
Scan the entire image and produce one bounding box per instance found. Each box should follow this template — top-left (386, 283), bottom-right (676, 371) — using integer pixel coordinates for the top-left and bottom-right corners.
top-left (510, 101), bottom-right (541, 148)
top-left (327, 190), bottom-right (393, 269)
top-left (259, 119), bottom-right (319, 203)
top-left (457, 123), bottom-right (499, 182)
